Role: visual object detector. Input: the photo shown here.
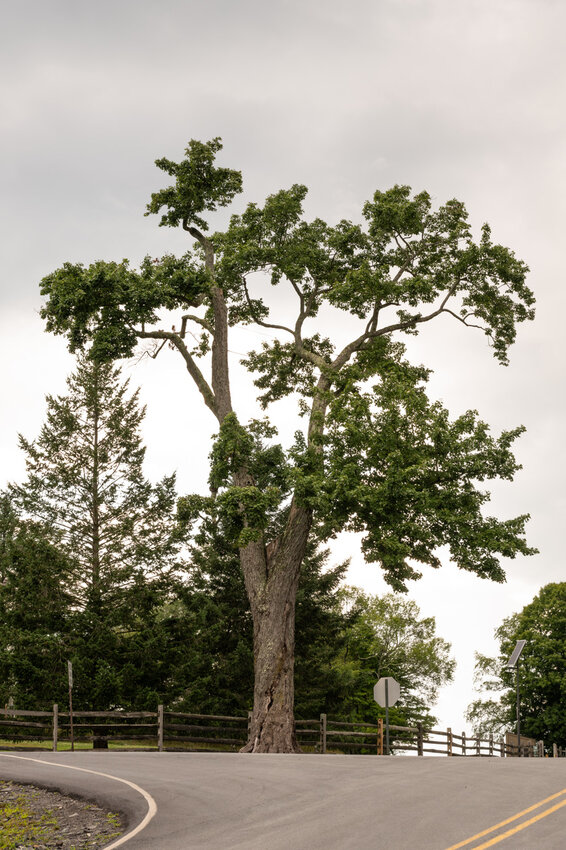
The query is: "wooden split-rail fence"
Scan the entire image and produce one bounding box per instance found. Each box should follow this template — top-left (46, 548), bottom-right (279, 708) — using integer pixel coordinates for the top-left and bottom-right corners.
top-left (0, 706), bottom-right (562, 758)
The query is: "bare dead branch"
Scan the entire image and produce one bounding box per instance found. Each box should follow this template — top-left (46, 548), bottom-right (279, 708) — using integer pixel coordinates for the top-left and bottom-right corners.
top-left (242, 276), bottom-right (294, 335)
top-left (179, 314), bottom-right (213, 336)
top-left (137, 328), bottom-right (217, 417)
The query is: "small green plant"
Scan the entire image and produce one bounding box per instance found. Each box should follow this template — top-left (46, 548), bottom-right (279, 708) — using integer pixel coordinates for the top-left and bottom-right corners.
top-left (106, 811), bottom-right (121, 828)
top-left (0, 793), bottom-right (58, 850)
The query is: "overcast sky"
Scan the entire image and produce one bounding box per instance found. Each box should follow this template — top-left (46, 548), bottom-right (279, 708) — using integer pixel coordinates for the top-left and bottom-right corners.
top-left (1, 0), bottom-right (564, 732)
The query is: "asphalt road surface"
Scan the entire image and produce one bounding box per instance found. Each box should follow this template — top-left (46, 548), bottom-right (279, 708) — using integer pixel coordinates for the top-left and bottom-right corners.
top-left (1, 751), bottom-right (565, 849)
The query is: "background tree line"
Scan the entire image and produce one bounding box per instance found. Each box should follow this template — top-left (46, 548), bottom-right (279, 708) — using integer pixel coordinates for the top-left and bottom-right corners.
top-left (0, 357), bottom-right (453, 730)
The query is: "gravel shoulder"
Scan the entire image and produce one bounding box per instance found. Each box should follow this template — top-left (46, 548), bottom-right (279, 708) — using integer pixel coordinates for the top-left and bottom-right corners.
top-left (0, 779), bottom-right (125, 849)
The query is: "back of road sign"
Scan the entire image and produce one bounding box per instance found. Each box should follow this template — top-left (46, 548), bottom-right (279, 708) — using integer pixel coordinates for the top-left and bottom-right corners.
top-left (374, 676), bottom-right (400, 707)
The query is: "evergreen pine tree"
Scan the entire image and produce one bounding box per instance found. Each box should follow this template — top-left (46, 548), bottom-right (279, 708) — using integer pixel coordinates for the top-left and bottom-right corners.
top-left (0, 494), bottom-right (74, 709)
top-left (10, 357), bottom-right (184, 709)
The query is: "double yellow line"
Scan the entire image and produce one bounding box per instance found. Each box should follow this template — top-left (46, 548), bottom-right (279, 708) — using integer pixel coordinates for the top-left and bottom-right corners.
top-left (444, 787), bottom-right (566, 849)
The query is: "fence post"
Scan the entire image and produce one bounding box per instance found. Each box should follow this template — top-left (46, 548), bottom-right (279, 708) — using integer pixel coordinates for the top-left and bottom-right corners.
top-left (553, 742), bottom-right (558, 758)
top-left (476, 736), bottom-right (480, 757)
top-left (447, 727), bottom-right (452, 756)
top-left (52, 704), bottom-right (58, 752)
top-left (157, 704), bottom-right (164, 752)
top-left (416, 722), bottom-right (423, 757)
top-left (377, 718), bottom-right (383, 756)
top-left (489, 732), bottom-right (493, 756)
top-left (462, 731), bottom-right (466, 757)
top-left (500, 737), bottom-right (504, 757)
top-left (319, 713), bottom-right (327, 754)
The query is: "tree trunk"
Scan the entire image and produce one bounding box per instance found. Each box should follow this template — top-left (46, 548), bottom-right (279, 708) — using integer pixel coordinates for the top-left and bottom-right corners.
top-left (243, 567), bottom-right (300, 752)
top-left (241, 503), bottom-right (311, 753)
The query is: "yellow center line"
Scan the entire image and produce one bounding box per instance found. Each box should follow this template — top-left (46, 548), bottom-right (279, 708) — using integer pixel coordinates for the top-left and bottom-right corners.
top-left (444, 787), bottom-right (566, 850)
top-left (472, 797), bottom-right (566, 849)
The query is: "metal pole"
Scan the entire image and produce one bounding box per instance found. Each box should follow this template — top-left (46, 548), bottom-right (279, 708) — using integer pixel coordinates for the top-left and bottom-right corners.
top-left (385, 678), bottom-right (390, 756)
top-left (67, 660), bottom-right (74, 752)
top-left (515, 658), bottom-right (521, 758)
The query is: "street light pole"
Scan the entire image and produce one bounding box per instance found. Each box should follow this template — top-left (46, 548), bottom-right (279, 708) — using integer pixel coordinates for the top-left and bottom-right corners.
top-left (516, 657), bottom-right (521, 757)
top-left (505, 639), bottom-right (526, 758)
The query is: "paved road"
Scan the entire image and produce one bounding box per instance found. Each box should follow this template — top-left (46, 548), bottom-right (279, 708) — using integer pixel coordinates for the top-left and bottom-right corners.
top-left (1, 751), bottom-right (566, 849)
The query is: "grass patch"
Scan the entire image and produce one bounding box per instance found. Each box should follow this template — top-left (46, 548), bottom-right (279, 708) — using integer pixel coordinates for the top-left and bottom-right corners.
top-left (0, 738), bottom-right (158, 751)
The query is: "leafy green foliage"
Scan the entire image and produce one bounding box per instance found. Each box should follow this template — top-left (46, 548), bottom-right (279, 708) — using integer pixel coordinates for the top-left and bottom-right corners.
top-left (40, 254), bottom-right (210, 362)
top-left (467, 583), bottom-right (566, 748)
top-left (215, 182), bottom-right (533, 364)
top-left (146, 137), bottom-right (243, 231)
top-left (204, 339), bottom-right (535, 591)
top-left (0, 496), bottom-right (74, 708)
top-left (317, 344), bottom-right (535, 590)
top-left (206, 414), bottom-right (290, 545)
top-left (333, 590), bottom-right (455, 729)
top-left (37, 138), bottom-right (536, 730)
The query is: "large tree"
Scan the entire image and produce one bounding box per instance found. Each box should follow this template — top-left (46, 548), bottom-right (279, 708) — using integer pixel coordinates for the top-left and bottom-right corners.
top-left (467, 583), bottom-right (566, 749)
top-left (40, 138), bottom-right (536, 751)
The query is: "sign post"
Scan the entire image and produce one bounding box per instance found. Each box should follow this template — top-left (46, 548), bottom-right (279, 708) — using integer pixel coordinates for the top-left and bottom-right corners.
top-left (67, 661), bottom-right (74, 752)
top-left (373, 677), bottom-right (400, 755)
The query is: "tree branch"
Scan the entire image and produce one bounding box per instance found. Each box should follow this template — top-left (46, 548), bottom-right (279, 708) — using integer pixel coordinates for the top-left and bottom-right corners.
top-left (183, 220), bottom-right (214, 271)
top-left (137, 328), bottom-right (217, 417)
top-left (182, 219), bottom-right (233, 420)
top-left (441, 308), bottom-right (487, 333)
top-left (241, 277), bottom-right (294, 335)
top-left (179, 314), bottom-right (213, 336)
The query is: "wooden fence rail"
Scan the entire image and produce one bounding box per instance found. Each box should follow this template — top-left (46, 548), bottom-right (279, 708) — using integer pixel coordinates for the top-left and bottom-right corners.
top-left (318, 715), bottom-right (549, 758)
top-left (0, 706), bottom-right (562, 757)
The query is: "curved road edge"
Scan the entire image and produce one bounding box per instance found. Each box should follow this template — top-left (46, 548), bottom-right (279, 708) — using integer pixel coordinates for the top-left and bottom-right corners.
top-left (0, 753), bottom-right (157, 849)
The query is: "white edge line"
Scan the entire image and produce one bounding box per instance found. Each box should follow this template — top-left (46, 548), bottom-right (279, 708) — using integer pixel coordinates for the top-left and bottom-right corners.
top-left (0, 753), bottom-right (157, 848)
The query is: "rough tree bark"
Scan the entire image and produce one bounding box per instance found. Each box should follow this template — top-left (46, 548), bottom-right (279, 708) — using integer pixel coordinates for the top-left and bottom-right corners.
top-left (240, 502), bottom-right (312, 753)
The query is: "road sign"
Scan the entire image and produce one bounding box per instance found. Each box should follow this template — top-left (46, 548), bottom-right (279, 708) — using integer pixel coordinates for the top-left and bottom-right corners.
top-left (67, 660), bottom-right (73, 689)
top-left (374, 677), bottom-right (400, 756)
top-left (374, 677), bottom-right (400, 708)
